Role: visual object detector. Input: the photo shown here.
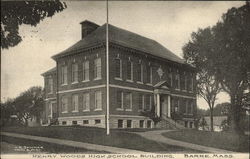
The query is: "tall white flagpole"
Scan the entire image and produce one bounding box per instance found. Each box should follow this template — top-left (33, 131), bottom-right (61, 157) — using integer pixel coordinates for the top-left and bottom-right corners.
top-left (106, 0), bottom-right (110, 135)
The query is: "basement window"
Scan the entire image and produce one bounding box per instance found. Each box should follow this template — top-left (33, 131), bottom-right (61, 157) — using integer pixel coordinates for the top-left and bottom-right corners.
top-left (127, 120), bottom-right (132, 128)
top-left (83, 120), bottom-right (89, 124)
top-left (118, 120), bottom-right (123, 128)
top-left (72, 121), bottom-right (77, 125)
top-left (95, 119), bottom-right (101, 124)
top-left (62, 121), bottom-right (67, 125)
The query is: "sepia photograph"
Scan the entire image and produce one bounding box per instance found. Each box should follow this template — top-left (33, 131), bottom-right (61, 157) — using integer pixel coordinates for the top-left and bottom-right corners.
top-left (1, 0), bottom-right (249, 159)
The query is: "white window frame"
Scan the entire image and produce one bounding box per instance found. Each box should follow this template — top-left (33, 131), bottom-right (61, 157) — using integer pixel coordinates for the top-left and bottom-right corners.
top-left (115, 58), bottom-right (122, 80)
top-left (137, 61), bottom-right (143, 83)
top-left (72, 63), bottom-right (78, 84)
top-left (94, 58), bottom-right (102, 80)
top-left (82, 61), bottom-right (89, 82)
top-left (116, 91), bottom-right (123, 111)
top-left (48, 76), bottom-right (53, 94)
top-left (61, 96), bottom-right (68, 113)
top-left (61, 65), bottom-right (68, 85)
top-left (125, 92), bottom-right (132, 111)
top-left (94, 91), bottom-right (102, 111)
top-left (190, 74), bottom-right (194, 92)
top-left (176, 71), bottom-right (180, 90)
top-left (126, 58), bottom-right (133, 82)
top-left (72, 94), bottom-right (79, 112)
top-left (82, 93), bottom-right (90, 112)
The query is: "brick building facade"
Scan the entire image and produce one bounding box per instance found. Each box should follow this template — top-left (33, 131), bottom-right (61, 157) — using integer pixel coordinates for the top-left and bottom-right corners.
top-left (42, 20), bottom-right (197, 129)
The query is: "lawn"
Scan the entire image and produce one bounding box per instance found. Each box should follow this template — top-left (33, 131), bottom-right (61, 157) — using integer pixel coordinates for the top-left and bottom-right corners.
top-left (162, 129), bottom-right (249, 152)
top-left (1, 126), bottom-right (200, 153)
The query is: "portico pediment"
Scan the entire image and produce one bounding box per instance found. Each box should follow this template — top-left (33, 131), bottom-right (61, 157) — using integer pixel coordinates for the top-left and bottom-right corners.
top-left (154, 80), bottom-right (170, 89)
top-left (154, 81), bottom-right (171, 94)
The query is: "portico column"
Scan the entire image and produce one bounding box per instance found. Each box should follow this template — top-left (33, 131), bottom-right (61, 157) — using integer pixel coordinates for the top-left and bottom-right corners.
top-left (168, 95), bottom-right (171, 118)
top-left (156, 94), bottom-right (160, 117)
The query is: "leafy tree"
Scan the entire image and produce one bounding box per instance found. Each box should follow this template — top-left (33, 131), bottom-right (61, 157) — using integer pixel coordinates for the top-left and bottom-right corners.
top-left (211, 2), bottom-right (250, 134)
top-left (183, 28), bottom-right (221, 131)
top-left (183, 2), bottom-right (250, 134)
top-left (1, 0), bottom-right (67, 49)
top-left (15, 86), bottom-right (44, 126)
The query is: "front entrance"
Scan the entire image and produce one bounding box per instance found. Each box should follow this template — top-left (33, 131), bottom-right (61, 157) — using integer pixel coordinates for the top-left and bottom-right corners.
top-left (160, 95), bottom-right (169, 119)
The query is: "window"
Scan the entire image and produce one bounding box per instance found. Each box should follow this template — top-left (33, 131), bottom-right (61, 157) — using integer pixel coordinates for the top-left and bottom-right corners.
top-left (174, 99), bottom-right (179, 113)
top-left (115, 58), bottom-right (122, 78)
top-left (146, 65), bottom-right (152, 84)
top-left (127, 60), bottom-right (133, 80)
top-left (190, 74), bottom-right (194, 92)
top-left (48, 76), bottom-right (53, 93)
top-left (61, 65), bottom-right (67, 85)
top-left (145, 95), bottom-right (152, 111)
top-left (184, 73), bottom-right (188, 91)
top-left (72, 63), bottom-right (78, 83)
top-left (72, 121), bottom-right (77, 125)
top-left (61, 96), bottom-right (68, 113)
top-left (176, 71), bottom-right (180, 89)
top-left (127, 120), bottom-right (132, 128)
top-left (138, 94), bottom-right (144, 110)
top-left (188, 101), bottom-right (193, 115)
top-left (117, 91), bottom-right (123, 109)
top-left (82, 61), bottom-right (89, 81)
top-left (62, 121), bottom-right (67, 125)
top-left (124, 92), bottom-right (132, 110)
top-left (147, 120), bottom-right (152, 128)
top-left (82, 93), bottom-right (90, 111)
top-left (169, 72), bottom-right (173, 87)
top-left (185, 100), bottom-right (188, 114)
top-left (95, 119), bottom-right (101, 124)
top-left (118, 120), bottom-right (123, 128)
top-left (94, 91), bottom-right (102, 110)
top-left (94, 58), bottom-right (101, 79)
top-left (137, 61), bottom-right (143, 82)
top-left (139, 120), bottom-right (144, 128)
top-left (72, 94), bottom-right (79, 112)
top-left (83, 120), bottom-right (89, 124)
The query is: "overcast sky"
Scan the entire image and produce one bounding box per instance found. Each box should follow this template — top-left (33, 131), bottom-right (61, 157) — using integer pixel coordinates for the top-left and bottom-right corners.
top-left (1, 1), bottom-right (244, 109)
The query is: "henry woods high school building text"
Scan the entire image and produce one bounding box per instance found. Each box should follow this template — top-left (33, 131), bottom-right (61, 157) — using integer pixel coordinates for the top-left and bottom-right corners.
top-left (41, 20), bottom-right (197, 129)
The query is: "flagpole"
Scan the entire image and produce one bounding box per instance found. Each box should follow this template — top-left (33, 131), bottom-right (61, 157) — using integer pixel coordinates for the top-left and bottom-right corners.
top-left (106, 0), bottom-right (110, 135)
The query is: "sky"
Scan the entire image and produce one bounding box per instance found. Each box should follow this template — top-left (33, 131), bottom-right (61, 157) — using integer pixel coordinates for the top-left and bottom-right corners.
top-left (1, 1), bottom-right (244, 109)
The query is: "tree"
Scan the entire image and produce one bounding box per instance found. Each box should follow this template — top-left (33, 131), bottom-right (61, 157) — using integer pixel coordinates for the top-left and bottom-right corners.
top-left (183, 28), bottom-right (221, 131)
top-left (15, 86), bottom-right (44, 126)
top-left (1, 0), bottom-right (67, 49)
top-left (211, 2), bottom-right (250, 134)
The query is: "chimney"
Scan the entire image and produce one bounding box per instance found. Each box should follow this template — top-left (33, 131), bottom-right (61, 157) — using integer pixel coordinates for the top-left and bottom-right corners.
top-left (80, 20), bottom-right (99, 39)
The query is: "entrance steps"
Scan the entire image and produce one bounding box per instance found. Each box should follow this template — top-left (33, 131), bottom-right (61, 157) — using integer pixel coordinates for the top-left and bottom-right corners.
top-left (155, 117), bottom-right (186, 129)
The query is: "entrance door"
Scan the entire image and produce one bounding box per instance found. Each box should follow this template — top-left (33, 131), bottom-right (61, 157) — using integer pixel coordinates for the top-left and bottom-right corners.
top-left (161, 95), bottom-right (168, 119)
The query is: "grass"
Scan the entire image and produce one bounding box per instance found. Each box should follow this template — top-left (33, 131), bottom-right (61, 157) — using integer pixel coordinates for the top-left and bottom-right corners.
top-left (1, 126), bottom-right (200, 153)
top-left (162, 129), bottom-right (249, 152)
top-left (1, 135), bottom-right (102, 154)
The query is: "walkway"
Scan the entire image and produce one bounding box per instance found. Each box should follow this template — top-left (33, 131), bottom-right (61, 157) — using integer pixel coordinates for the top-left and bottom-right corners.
top-left (1, 132), bottom-right (150, 154)
top-left (136, 130), bottom-right (236, 153)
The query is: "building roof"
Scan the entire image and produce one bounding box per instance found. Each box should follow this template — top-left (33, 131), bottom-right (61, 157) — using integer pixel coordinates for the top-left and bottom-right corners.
top-left (52, 23), bottom-right (185, 64)
top-left (41, 67), bottom-right (56, 76)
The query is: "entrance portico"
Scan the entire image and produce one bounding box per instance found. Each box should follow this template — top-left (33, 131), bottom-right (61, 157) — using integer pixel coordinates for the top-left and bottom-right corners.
top-left (154, 81), bottom-right (171, 119)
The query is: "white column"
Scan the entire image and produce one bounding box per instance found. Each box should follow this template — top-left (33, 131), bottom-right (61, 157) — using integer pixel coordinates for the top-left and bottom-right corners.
top-left (157, 94), bottom-right (160, 117)
top-left (168, 95), bottom-right (171, 117)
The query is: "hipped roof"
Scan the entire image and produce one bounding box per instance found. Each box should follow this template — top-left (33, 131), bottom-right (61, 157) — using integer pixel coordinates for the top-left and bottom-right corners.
top-left (52, 23), bottom-right (185, 64)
